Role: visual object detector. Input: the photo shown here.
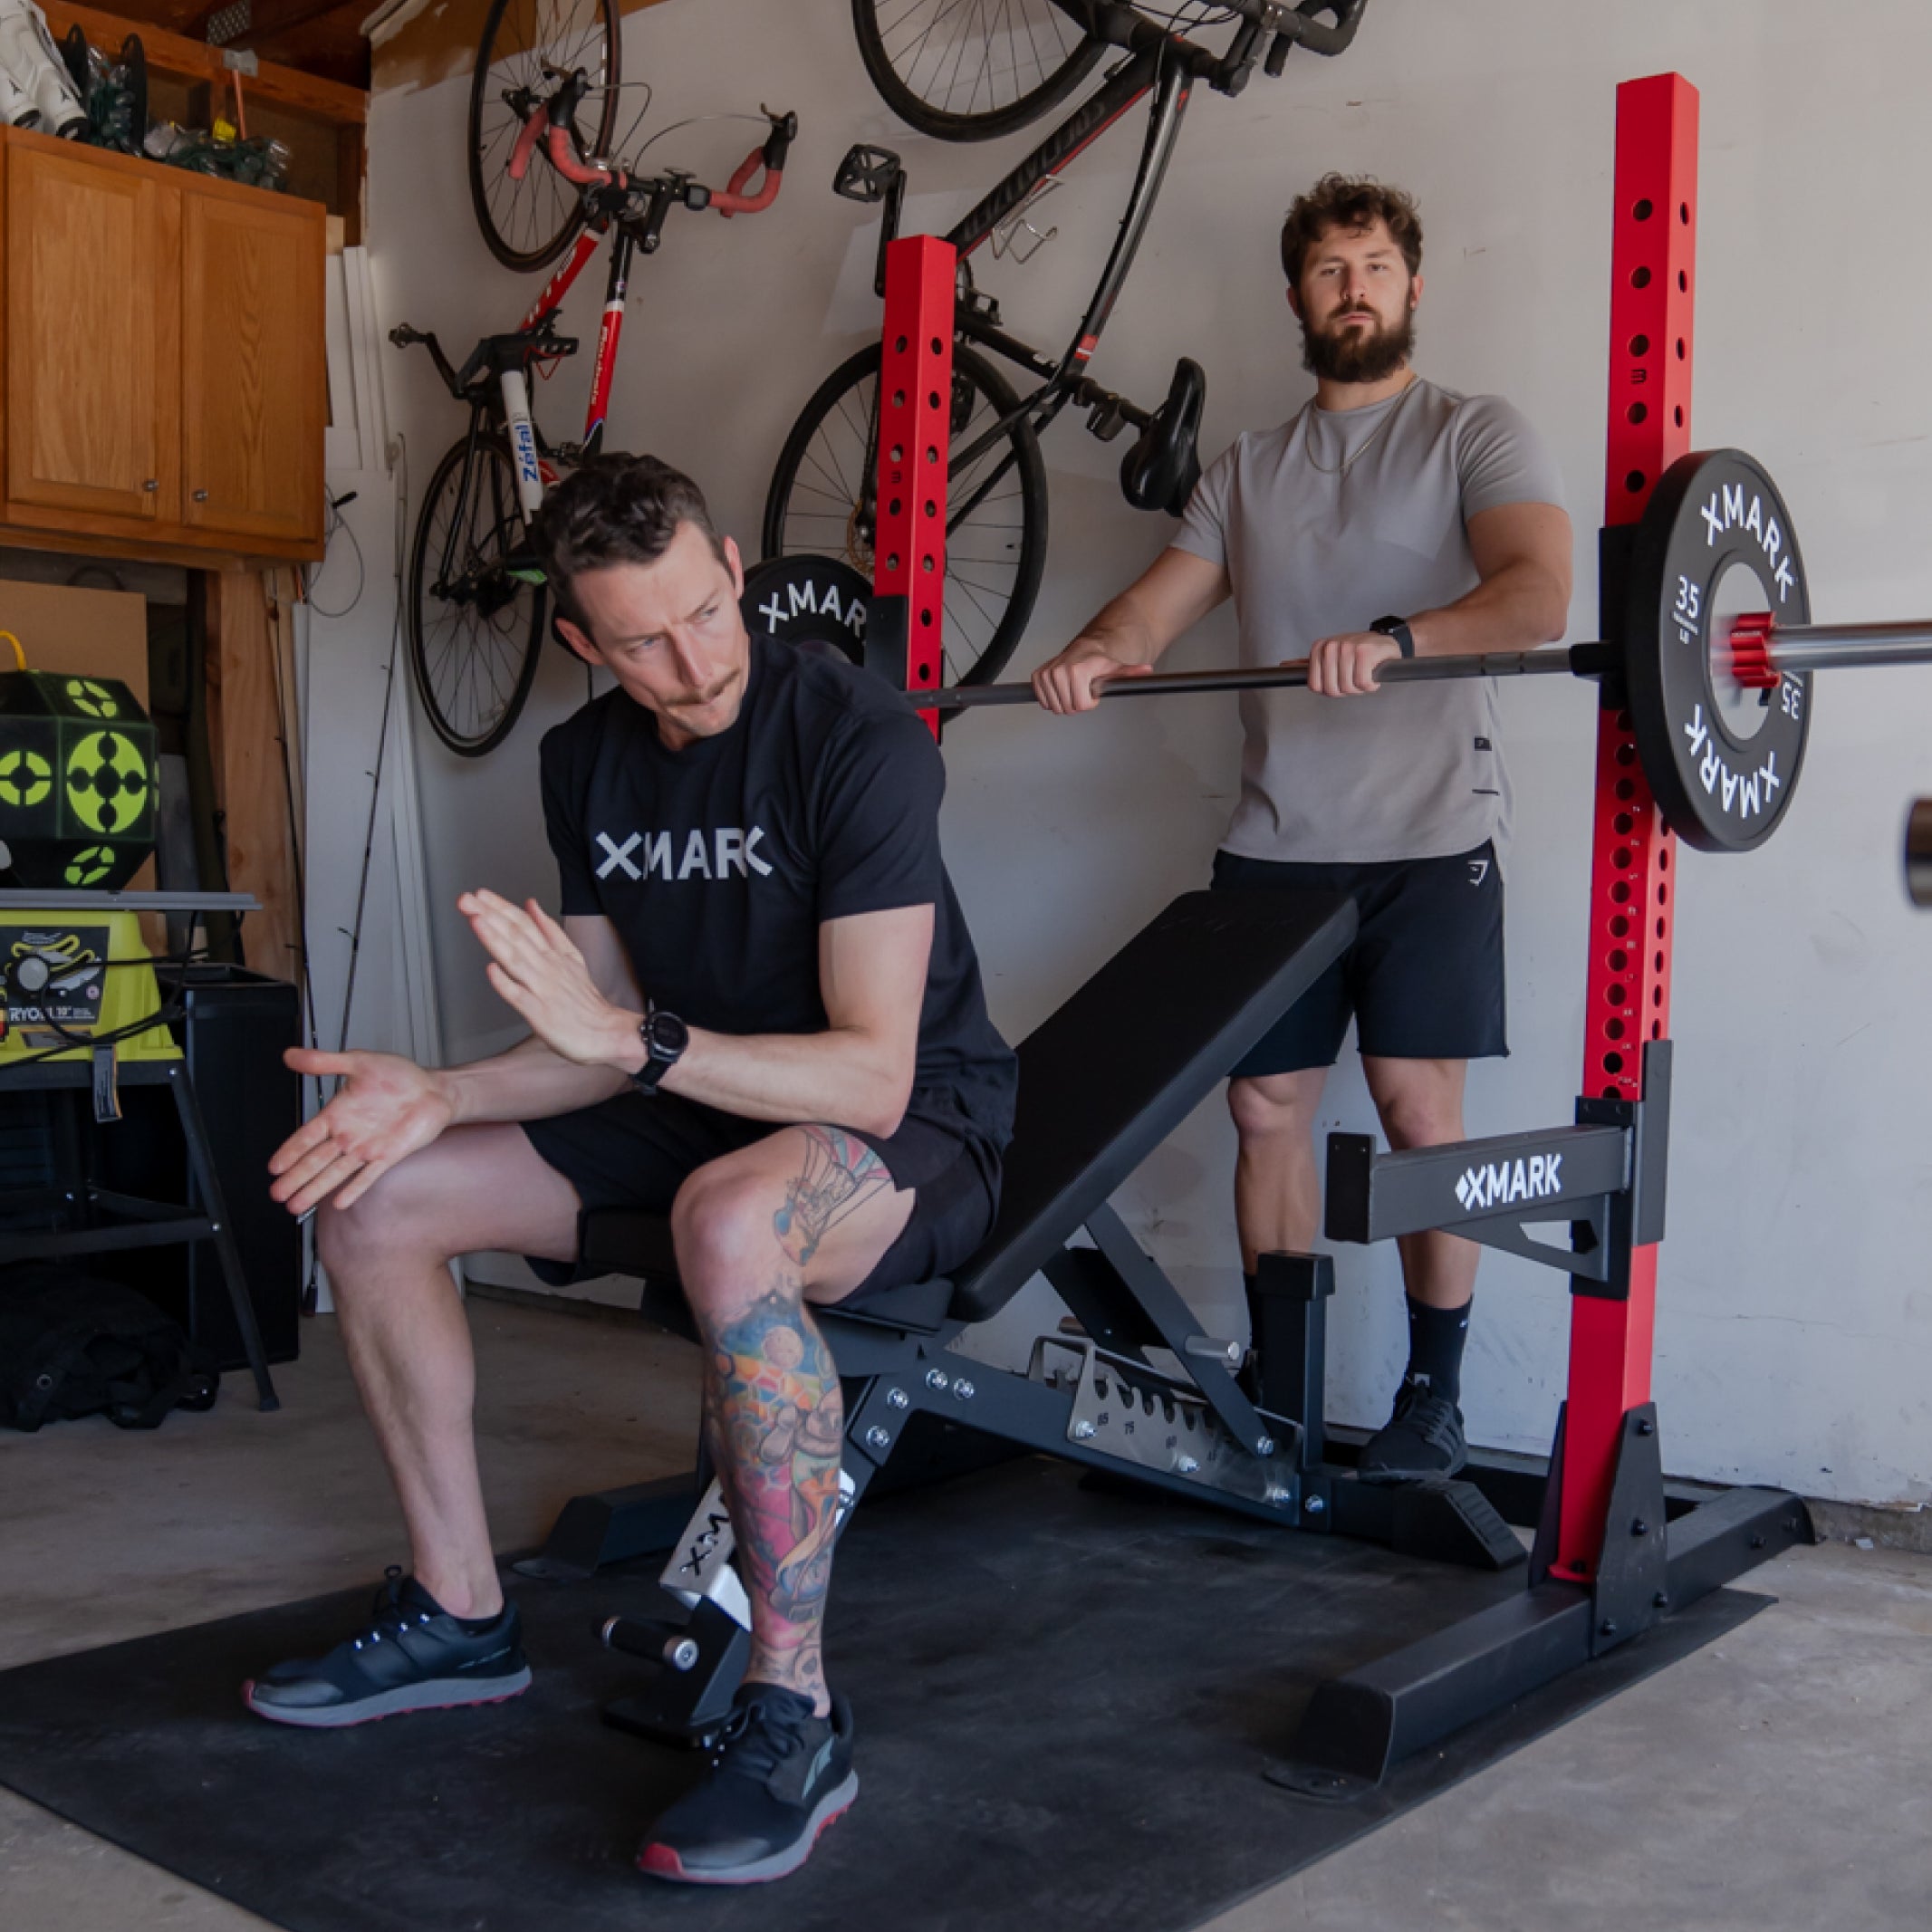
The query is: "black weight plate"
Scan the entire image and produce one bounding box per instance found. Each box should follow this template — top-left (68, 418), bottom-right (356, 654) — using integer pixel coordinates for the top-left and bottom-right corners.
top-left (1624, 448), bottom-right (1812, 853)
top-left (740, 554), bottom-right (870, 668)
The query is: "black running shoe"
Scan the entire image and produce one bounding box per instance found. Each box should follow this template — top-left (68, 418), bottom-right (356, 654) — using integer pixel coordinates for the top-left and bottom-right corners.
top-left (242, 1566), bottom-right (531, 1728)
top-left (1359, 1380), bottom-right (1468, 1483)
top-left (639, 1684), bottom-right (858, 1886)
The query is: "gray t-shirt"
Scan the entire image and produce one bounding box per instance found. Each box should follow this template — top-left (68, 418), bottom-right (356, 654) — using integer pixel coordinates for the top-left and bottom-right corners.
top-left (1173, 377), bottom-right (1566, 864)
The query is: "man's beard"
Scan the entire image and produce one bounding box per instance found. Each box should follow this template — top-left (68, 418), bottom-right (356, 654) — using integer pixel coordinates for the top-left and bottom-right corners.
top-left (1302, 304), bottom-right (1416, 384)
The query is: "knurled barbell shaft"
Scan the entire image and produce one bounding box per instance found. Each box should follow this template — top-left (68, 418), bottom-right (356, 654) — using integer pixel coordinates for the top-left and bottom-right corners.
top-left (922, 617), bottom-right (1932, 713)
top-left (927, 642), bottom-right (1615, 711)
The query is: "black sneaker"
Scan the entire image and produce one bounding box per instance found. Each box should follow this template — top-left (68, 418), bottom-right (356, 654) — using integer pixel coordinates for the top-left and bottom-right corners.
top-left (1359, 1381), bottom-right (1468, 1483)
top-left (242, 1566), bottom-right (531, 1728)
top-left (639, 1684), bottom-right (858, 1886)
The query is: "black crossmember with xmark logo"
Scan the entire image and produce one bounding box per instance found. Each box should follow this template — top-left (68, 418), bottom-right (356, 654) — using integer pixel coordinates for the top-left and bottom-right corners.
top-left (1325, 1042), bottom-right (1672, 1297)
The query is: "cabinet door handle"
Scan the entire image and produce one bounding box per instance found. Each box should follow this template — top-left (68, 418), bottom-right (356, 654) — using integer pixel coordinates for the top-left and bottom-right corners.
top-left (142, 479), bottom-right (159, 492)
top-left (192, 488), bottom-right (209, 502)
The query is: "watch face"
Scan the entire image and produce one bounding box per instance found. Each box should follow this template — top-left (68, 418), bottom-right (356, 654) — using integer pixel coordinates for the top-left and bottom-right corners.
top-left (648, 1010), bottom-right (688, 1056)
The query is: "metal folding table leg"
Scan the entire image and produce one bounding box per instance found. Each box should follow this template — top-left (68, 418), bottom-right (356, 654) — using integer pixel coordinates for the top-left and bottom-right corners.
top-left (169, 1062), bottom-right (279, 1410)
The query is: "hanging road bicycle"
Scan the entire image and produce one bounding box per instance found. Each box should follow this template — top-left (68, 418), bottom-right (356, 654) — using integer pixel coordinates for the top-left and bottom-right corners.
top-left (399, 44), bottom-right (795, 755)
top-left (764, 0), bottom-right (1366, 690)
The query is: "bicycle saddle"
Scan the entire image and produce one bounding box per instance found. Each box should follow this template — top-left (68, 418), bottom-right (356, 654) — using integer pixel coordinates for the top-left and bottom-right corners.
top-left (1120, 356), bottom-right (1205, 517)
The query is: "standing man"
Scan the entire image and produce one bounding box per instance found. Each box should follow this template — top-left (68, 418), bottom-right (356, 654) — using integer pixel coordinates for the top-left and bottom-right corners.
top-left (250, 455), bottom-right (1016, 1885)
top-left (1033, 175), bottom-right (1571, 1480)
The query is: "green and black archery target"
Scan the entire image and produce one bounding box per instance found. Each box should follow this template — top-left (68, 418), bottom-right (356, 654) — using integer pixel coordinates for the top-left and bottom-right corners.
top-left (1624, 448), bottom-right (1812, 854)
top-left (63, 728), bottom-right (154, 838)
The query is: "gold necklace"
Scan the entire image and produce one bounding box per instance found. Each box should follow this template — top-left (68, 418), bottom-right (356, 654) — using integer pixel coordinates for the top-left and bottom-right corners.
top-left (1300, 376), bottom-right (1419, 476)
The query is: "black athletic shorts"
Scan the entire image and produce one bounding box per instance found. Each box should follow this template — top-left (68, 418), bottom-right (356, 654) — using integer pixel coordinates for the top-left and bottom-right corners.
top-left (519, 1088), bottom-right (1002, 1307)
top-left (1210, 841), bottom-right (1508, 1077)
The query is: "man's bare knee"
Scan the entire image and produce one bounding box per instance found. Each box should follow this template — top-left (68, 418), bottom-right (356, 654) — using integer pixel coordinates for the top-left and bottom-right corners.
top-left (670, 1164), bottom-right (781, 1306)
top-left (314, 1169), bottom-right (458, 1289)
top-left (1229, 1074), bottom-right (1321, 1145)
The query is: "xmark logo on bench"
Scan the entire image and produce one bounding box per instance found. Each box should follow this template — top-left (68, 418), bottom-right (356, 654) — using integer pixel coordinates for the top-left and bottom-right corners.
top-left (1455, 1153), bottom-right (1563, 1213)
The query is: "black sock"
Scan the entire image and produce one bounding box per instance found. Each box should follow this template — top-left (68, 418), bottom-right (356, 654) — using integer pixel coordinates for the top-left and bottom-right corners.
top-left (455, 1608), bottom-right (507, 1634)
top-left (1403, 1293), bottom-right (1470, 1408)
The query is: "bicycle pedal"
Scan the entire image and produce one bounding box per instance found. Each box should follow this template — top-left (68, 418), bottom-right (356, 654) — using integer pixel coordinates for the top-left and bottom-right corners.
top-left (834, 142), bottom-right (902, 203)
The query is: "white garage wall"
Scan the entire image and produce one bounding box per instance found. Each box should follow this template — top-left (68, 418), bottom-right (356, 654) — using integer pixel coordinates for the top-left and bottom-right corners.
top-left (366, 0), bottom-right (1932, 1508)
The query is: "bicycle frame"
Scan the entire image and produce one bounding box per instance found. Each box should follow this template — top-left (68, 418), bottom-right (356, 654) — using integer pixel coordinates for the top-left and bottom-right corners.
top-left (406, 110), bottom-right (794, 601)
top-left (852, 1), bottom-right (1364, 499)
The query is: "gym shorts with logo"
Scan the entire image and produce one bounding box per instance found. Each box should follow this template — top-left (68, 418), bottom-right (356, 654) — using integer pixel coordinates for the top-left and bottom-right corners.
top-left (519, 1088), bottom-right (1001, 1306)
top-left (1210, 841), bottom-right (1508, 1076)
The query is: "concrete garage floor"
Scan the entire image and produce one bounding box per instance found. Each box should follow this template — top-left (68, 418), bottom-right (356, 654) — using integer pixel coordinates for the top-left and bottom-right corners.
top-left (0, 1300), bottom-right (1927, 1932)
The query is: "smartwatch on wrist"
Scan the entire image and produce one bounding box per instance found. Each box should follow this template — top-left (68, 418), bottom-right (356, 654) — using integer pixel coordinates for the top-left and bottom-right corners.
top-left (1370, 613), bottom-right (1417, 658)
top-left (630, 1004), bottom-right (687, 1092)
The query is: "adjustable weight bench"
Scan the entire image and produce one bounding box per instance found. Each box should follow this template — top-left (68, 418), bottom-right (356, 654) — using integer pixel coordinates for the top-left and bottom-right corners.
top-left (516, 888), bottom-right (1523, 1745)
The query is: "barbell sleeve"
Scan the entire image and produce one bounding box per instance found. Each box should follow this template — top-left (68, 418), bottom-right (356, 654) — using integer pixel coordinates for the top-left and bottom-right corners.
top-left (1754, 620), bottom-right (1932, 675)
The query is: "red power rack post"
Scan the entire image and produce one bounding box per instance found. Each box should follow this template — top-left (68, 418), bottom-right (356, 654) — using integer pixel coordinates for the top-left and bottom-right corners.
top-left (1552, 72), bottom-right (1699, 1583)
top-left (869, 235), bottom-right (956, 737)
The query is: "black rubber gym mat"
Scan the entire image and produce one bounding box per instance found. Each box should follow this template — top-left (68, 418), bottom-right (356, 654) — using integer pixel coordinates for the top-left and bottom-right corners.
top-left (0, 1457), bottom-right (1764, 1932)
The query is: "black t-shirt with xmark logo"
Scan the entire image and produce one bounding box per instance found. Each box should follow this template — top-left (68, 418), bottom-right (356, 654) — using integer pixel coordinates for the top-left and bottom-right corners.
top-left (538, 635), bottom-right (1017, 1152)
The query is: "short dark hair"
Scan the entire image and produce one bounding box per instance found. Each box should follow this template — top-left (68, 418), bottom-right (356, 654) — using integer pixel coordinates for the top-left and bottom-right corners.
top-left (1280, 174), bottom-right (1423, 293)
top-left (530, 452), bottom-right (728, 630)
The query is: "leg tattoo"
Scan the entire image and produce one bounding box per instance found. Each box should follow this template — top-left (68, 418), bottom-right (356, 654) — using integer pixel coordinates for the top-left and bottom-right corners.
top-left (773, 1125), bottom-right (890, 1267)
top-left (708, 1289), bottom-right (843, 1703)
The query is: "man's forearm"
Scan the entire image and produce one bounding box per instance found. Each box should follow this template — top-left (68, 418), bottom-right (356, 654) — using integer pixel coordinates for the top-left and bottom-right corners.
top-left (614, 1023), bottom-right (911, 1141)
top-left (1408, 560), bottom-right (1570, 657)
top-left (1075, 587), bottom-right (1169, 668)
top-left (441, 1033), bottom-right (630, 1126)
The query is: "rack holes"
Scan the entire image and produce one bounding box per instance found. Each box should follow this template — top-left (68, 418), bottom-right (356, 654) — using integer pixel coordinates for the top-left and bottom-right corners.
top-left (1629, 332), bottom-right (1649, 357)
top-left (1628, 402), bottom-right (1648, 425)
top-left (1631, 264), bottom-right (1652, 288)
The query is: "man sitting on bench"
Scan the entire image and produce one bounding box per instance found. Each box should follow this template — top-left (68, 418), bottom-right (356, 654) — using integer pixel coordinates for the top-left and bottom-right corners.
top-left (249, 454), bottom-right (1018, 1886)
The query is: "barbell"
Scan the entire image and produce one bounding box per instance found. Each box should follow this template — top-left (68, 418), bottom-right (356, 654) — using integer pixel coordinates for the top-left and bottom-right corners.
top-left (748, 447), bottom-right (1932, 857)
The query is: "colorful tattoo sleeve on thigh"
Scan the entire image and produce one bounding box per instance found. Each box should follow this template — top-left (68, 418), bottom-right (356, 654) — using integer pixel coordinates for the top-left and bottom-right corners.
top-left (709, 1291), bottom-right (844, 1695)
top-left (773, 1125), bottom-right (891, 1268)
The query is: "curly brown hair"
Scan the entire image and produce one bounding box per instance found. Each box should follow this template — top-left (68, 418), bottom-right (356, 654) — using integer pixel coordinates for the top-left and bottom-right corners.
top-left (1279, 174), bottom-right (1423, 294)
top-left (531, 452), bottom-right (729, 630)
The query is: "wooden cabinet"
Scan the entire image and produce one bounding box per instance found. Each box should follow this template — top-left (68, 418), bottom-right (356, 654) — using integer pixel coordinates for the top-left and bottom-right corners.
top-left (0, 128), bottom-right (323, 567)
top-left (182, 191), bottom-right (325, 546)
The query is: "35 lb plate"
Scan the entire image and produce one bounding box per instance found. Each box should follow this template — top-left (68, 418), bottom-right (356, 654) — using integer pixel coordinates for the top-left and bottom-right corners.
top-left (1625, 449), bottom-right (1812, 852)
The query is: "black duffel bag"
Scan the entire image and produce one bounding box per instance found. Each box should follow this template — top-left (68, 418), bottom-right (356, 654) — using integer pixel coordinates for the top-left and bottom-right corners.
top-left (0, 1264), bottom-right (220, 1432)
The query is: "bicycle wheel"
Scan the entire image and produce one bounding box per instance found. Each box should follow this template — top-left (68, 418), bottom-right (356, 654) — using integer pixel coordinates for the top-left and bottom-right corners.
top-left (408, 435), bottom-right (546, 757)
top-left (763, 341), bottom-right (1048, 689)
top-left (852, 0), bottom-right (1102, 141)
top-left (469, 0), bottom-right (620, 271)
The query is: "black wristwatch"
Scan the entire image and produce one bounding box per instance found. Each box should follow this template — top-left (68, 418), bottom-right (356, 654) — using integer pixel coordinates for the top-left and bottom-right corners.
top-left (1370, 613), bottom-right (1417, 658)
top-left (630, 1004), bottom-right (688, 1092)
